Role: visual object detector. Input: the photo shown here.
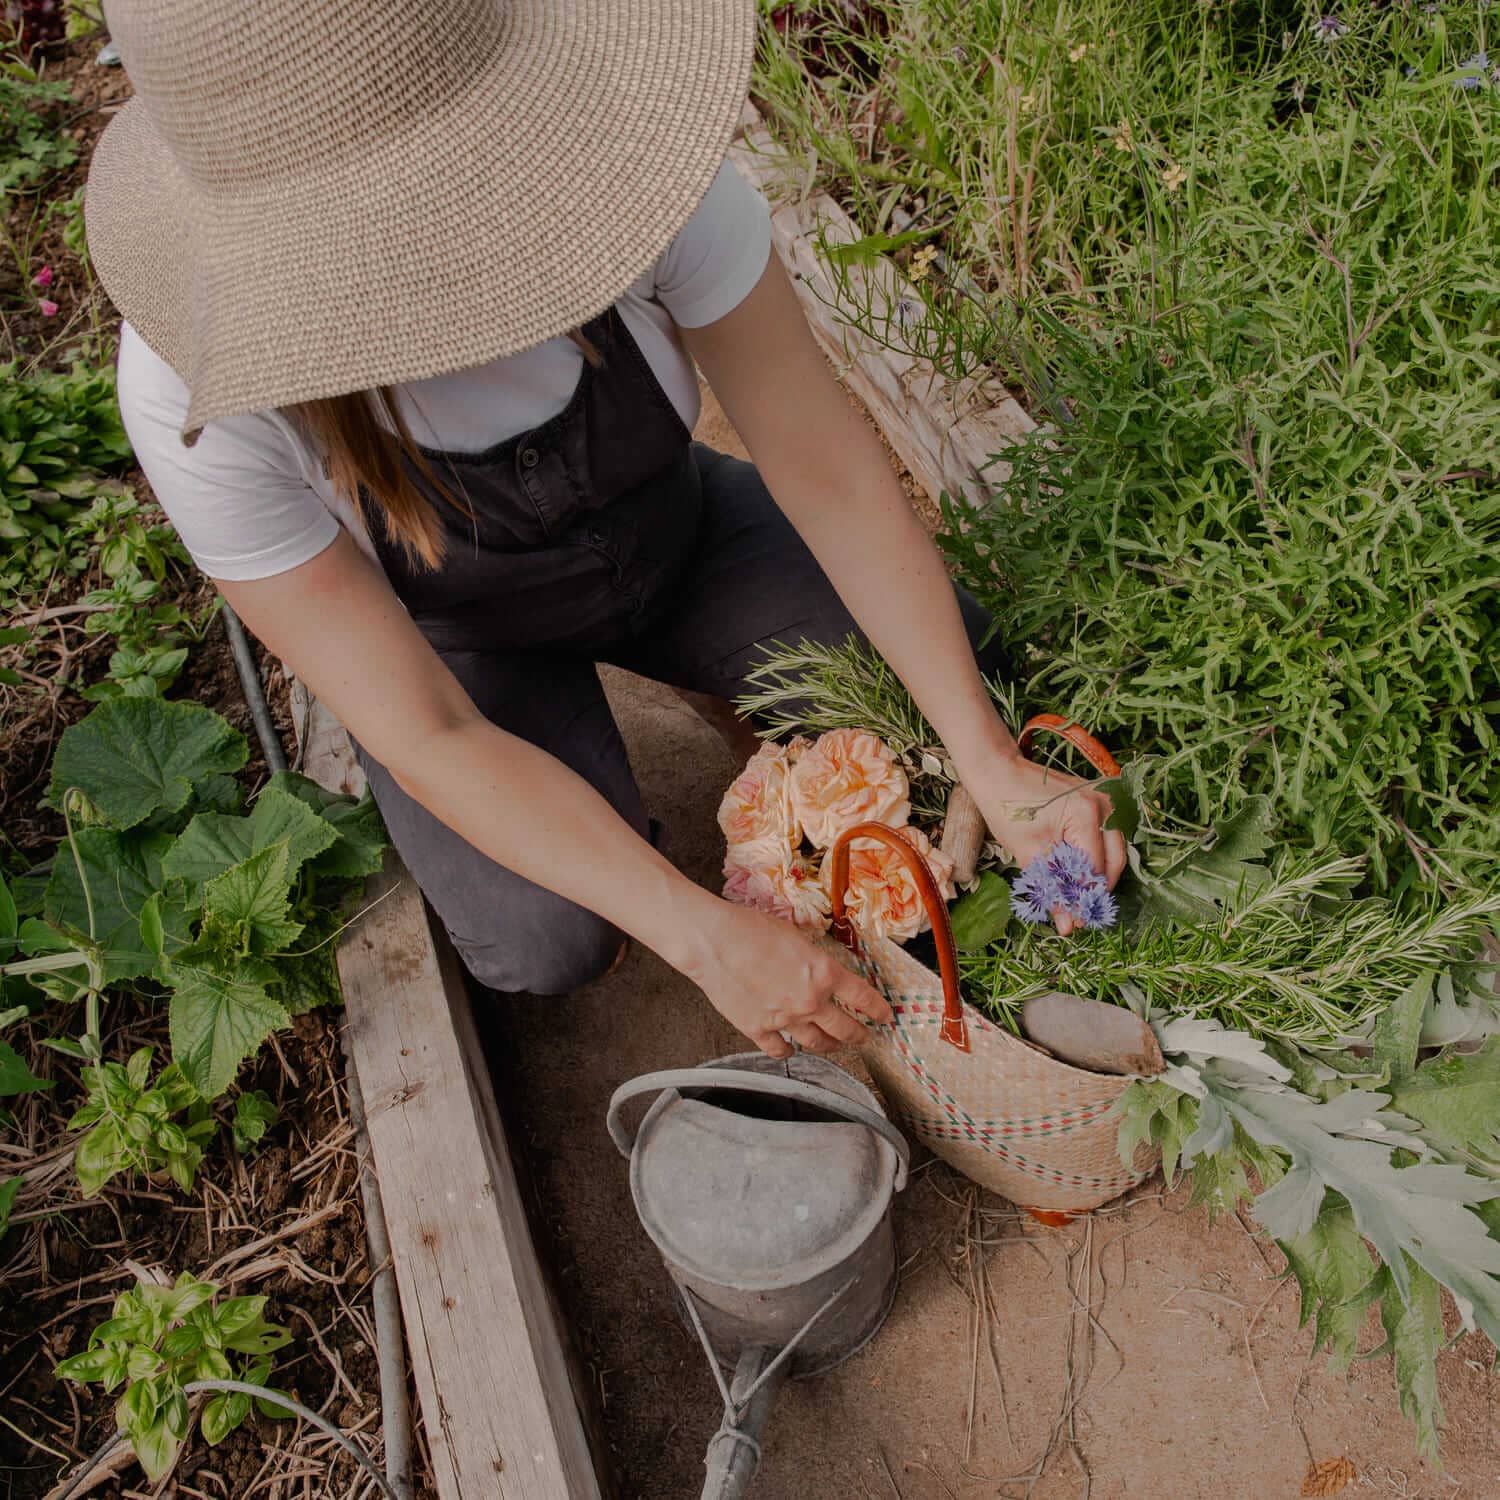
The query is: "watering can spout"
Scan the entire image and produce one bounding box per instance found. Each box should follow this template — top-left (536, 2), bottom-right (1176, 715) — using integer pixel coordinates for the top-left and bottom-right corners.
top-left (700, 1344), bottom-right (788, 1500)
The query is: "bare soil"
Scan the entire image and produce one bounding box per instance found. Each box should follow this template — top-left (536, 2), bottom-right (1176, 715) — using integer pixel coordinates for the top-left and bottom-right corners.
top-left (488, 392), bottom-right (1499, 1500)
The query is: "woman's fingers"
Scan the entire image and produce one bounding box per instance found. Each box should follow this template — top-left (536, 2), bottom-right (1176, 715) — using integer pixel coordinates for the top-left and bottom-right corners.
top-left (754, 1027), bottom-right (794, 1060)
top-left (1103, 826), bottom-right (1128, 887)
top-left (828, 966), bottom-right (894, 1027)
top-left (811, 996), bottom-right (872, 1047)
top-left (787, 1021), bottom-right (839, 1055)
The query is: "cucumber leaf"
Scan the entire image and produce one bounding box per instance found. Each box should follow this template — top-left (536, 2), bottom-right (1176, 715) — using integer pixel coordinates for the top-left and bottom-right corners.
top-left (167, 954), bottom-right (288, 1099)
top-left (266, 772), bottom-right (387, 879)
top-left (42, 828), bottom-right (191, 982)
top-left (163, 788), bottom-right (336, 905)
top-left (201, 844), bottom-right (302, 958)
top-left (0, 1039), bottom-right (51, 1097)
top-left (47, 699), bottom-right (247, 830)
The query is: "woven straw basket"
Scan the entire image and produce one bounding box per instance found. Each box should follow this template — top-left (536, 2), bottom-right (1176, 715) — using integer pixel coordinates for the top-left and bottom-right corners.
top-left (825, 718), bottom-right (1159, 1218)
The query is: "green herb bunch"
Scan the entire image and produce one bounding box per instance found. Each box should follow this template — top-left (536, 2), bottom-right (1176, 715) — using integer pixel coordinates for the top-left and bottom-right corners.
top-left (69, 1045), bottom-right (214, 1195)
top-left (56, 1271), bottom-right (292, 1482)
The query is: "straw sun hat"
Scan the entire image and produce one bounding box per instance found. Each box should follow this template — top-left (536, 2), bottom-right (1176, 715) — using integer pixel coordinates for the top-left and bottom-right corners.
top-left (85, 0), bottom-right (757, 436)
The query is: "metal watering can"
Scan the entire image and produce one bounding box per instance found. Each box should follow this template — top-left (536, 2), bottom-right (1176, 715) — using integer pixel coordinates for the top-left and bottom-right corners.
top-left (607, 1052), bottom-right (910, 1498)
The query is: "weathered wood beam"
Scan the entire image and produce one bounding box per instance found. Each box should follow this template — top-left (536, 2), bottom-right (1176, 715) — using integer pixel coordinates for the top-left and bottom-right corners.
top-left (294, 686), bottom-right (604, 1500)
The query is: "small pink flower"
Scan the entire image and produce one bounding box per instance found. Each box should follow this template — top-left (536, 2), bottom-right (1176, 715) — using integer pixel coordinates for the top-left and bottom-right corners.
top-left (717, 738), bottom-right (808, 855)
top-left (38, 299), bottom-right (59, 317)
top-left (826, 827), bottom-right (957, 944)
top-left (32, 265), bottom-right (54, 289)
top-left (723, 849), bottom-right (832, 932)
top-left (789, 729), bottom-right (910, 849)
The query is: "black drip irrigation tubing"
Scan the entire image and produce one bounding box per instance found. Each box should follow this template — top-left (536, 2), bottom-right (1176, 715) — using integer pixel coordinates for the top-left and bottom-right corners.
top-left (212, 603), bottom-right (416, 1498)
top-left (51, 1381), bottom-right (401, 1500)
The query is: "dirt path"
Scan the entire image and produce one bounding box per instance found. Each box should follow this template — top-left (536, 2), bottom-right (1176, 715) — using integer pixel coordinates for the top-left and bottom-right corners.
top-left (488, 394), bottom-right (1498, 1499)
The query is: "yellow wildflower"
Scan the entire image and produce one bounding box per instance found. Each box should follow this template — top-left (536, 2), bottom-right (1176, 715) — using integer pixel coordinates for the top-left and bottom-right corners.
top-left (1068, 42), bottom-right (1088, 62)
top-left (1161, 161), bottom-right (1188, 194)
top-left (1112, 119), bottom-right (1134, 152)
top-left (909, 244), bottom-right (940, 283)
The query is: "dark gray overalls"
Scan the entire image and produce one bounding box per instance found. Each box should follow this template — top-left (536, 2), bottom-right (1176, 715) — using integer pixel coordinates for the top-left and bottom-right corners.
top-left (359, 308), bottom-right (1002, 994)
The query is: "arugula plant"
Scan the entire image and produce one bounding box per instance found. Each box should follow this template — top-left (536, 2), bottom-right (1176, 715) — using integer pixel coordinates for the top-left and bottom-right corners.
top-left (69, 1046), bottom-right (214, 1196)
top-left (20, 696), bottom-right (387, 1097)
top-left (56, 1271), bottom-right (292, 1483)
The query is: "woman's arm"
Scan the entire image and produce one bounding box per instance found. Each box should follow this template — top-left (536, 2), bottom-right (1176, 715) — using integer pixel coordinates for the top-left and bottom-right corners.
top-left (219, 532), bottom-right (890, 1054)
top-left (681, 259), bottom-right (1126, 927)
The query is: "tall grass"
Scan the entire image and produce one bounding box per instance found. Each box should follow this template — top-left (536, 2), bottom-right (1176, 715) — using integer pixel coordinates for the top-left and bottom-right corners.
top-left (756, 1), bottom-right (1500, 892)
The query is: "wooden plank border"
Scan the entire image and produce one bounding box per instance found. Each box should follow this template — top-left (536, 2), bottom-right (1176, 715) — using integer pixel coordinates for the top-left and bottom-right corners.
top-left (292, 686), bottom-right (606, 1500)
top-left (728, 103), bottom-right (1036, 508)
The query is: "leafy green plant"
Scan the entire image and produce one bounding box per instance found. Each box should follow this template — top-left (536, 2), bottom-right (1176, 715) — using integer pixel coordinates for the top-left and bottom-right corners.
top-left (0, 71), bottom-right (76, 194)
top-left (0, 361), bottom-right (134, 571)
top-left (68, 1046), bottom-right (214, 1195)
top-left (28, 696), bottom-right (388, 1096)
top-left (758, 1), bottom-right (1500, 894)
top-left (230, 1089), bottom-right (277, 1154)
top-left (0, 1173), bottom-right (20, 1241)
top-left (56, 1271), bottom-right (292, 1482)
top-left (1114, 1004), bottom-right (1500, 1459)
top-left (951, 765), bottom-right (1500, 1045)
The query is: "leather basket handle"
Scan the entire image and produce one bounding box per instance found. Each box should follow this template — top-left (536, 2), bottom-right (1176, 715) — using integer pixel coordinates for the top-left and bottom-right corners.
top-left (1017, 714), bottom-right (1122, 778)
top-left (828, 822), bottom-right (970, 1053)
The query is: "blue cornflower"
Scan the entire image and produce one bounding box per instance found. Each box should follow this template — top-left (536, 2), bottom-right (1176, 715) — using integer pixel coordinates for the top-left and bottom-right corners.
top-left (1317, 15), bottom-right (1349, 39)
top-left (1045, 841), bottom-right (1097, 907)
top-left (1010, 841), bottom-right (1119, 931)
top-left (1456, 51), bottom-right (1490, 89)
top-left (1012, 858), bottom-right (1061, 924)
top-left (1076, 883), bottom-right (1119, 931)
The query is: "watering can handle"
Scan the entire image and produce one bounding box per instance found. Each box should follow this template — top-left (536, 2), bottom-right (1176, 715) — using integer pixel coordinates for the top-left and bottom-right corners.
top-left (606, 1068), bottom-right (910, 1191)
top-left (827, 717), bottom-right (1119, 1055)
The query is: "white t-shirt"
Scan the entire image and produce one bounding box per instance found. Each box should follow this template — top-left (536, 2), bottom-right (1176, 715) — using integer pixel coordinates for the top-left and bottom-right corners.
top-left (118, 162), bottom-right (772, 582)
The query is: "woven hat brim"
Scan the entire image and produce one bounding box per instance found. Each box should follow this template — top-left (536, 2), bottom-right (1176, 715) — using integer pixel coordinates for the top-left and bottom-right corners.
top-left (85, 0), bottom-right (757, 433)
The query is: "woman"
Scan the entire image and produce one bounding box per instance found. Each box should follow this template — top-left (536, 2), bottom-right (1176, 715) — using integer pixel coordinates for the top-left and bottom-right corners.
top-left (88, 0), bottom-right (1125, 1060)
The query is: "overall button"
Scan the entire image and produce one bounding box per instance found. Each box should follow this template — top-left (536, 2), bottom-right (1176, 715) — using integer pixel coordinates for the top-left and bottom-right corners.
top-left (519, 446), bottom-right (540, 469)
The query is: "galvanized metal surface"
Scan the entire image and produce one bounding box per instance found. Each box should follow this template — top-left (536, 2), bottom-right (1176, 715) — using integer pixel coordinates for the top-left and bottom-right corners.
top-left (609, 1053), bottom-right (909, 1495)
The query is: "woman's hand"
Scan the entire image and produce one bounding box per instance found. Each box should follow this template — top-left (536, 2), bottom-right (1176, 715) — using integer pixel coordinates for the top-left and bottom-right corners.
top-left (965, 751), bottom-right (1127, 935)
top-left (676, 899), bottom-right (894, 1059)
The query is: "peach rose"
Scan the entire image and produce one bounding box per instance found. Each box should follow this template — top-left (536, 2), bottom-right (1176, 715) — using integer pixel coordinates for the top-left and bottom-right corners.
top-left (788, 729), bottom-right (910, 849)
top-left (825, 827), bottom-right (957, 944)
top-left (722, 849), bottom-right (832, 932)
top-left (717, 740), bottom-right (802, 855)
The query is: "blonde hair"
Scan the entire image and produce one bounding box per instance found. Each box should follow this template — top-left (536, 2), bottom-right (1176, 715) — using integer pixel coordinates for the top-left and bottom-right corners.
top-left (286, 329), bottom-right (603, 569)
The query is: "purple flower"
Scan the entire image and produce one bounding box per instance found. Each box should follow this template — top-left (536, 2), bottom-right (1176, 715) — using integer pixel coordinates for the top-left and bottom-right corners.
top-left (1316, 15), bottom-right (1348, 39)
top-left (1456, 51), bottom-right (1490, 89)
top-left (1012, 858), bottom-right (1061, 924)
top-left (1075, 883), bottom-right (1119, 931)
top-left (1010, 841), bottom-right (1119, 931)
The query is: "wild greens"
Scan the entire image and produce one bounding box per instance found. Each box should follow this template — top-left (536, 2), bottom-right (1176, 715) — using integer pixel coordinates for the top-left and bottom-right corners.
top-left (4, 695), bottom-right (386, 1106)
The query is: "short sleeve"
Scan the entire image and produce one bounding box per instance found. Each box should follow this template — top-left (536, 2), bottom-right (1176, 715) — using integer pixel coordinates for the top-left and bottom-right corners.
top-left (651, 160), bottom-right (772, 329)
top-left (117, 325), bottom-right (342, 581)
